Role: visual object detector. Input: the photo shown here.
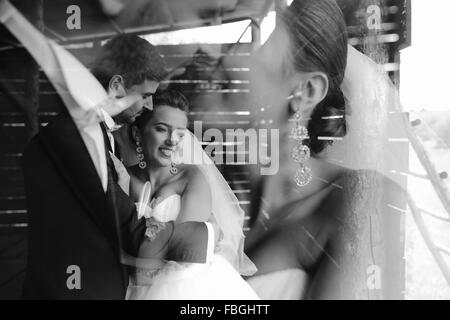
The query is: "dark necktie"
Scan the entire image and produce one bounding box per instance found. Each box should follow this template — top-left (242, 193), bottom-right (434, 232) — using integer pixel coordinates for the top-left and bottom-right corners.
top-left (100, 122), bottom-right (118, 186)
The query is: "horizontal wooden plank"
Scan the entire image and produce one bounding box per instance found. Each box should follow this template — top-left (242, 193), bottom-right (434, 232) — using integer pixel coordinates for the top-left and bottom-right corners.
top-left (155, 43), bottom-right (253, 55)
top-left (0, 175), bottom-right (24, 193)
top-left (163, 55), bottom-right (252, 70)
top-left (0, 213), bottom-right (28, 225)
top-left (0, 91), bottom-right (254, 113)
top-left (0, 42), bottom-right (252, 79)
top-left (0, 142), bottom-right (28, 155)
top-left (0, 46), bottom-right (30, 59)
top-left (0, 233), bottom-right (26, 253)
top-left (0, 112), bottom-right (59, 124)
top-left (167, 68), bottom-right (250, 81)
top-left (0, 258), bottom-right (27, 300)
top-left (0, 154), bottom-right (22, 169)
top-left (164, 82), bottom-right (249, 92)
top-left (0, 225), bottom-right (28, 236)
top-left (0, 175), bottom-right (25, 196)
top-left (0, 197), bottom-right (26, 211)
top-left (0, 113), bottom-right (252, 128)
top-left (0, 126), bottom-right (30, 143)
top-left (0, 92), bottom-right (64, 113)
top-left (0, 128), bottom-right (28, 153)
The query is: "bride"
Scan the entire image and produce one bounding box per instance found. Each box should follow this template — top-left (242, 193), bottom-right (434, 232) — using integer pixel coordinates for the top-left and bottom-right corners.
top-left (123, 90), bottom-right (259, 300)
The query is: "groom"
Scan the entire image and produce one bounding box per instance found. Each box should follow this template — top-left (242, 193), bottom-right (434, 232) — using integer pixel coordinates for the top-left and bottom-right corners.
top-left (22, 34), bottom-right (212, 299)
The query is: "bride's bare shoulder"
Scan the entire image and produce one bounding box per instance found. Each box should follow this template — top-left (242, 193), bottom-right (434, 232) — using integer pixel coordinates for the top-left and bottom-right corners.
top-left (177, 164), bottom-right (206, 182)
top-left (175, 164), bottom-right (210, 195)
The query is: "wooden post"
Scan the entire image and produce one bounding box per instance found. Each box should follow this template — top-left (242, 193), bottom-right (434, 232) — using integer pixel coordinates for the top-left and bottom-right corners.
top-left (24, 0), bottom-right (43, 141)
top-left (274, 0), bottom-right (287, 28)
top-left (250, 19), bottom-right (260, 47)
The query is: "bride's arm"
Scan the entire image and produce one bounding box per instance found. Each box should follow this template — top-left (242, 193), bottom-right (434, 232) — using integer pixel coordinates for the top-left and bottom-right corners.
top-left (126, 221), bottom-right (211, 264)
top-left (177, 167), bottom-right (212, 223)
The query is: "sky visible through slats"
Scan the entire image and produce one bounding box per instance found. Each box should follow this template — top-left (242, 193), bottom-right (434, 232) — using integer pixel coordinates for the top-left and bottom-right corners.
top-left (401, 0), bottom-right (450, 112)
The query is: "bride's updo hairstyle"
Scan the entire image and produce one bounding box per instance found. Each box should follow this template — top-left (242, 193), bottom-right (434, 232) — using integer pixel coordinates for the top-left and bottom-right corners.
top-left (133, 90), bottom-right (190, 131)
top-left (281, 0), bottom-right (348, 155)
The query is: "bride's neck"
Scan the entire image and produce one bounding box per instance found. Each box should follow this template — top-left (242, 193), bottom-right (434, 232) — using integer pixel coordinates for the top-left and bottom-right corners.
top-left (265, 155), bottom-right (346, 209)
top-left (145, 165), bottom-right (172, 191)
top-left (300, 157), bottom-right (345, 198)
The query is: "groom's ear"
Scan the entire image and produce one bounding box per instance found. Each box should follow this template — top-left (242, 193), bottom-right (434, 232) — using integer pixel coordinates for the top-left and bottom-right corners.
top-left (108, 75), bottom-right (127, 98)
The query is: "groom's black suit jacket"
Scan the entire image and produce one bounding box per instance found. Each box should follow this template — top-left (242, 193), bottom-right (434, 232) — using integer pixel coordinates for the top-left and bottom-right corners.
top-left (22, 107), bottom-right (209, 299)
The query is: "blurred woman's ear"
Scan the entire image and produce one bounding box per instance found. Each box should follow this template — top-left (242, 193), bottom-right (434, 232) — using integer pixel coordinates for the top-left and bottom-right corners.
top-left (290, 72), bottom-right (328, 116)
top-left (108, 75), bottom-right (127, 98)
top-left (131, 125), bottom-right (141, 143)
top-left (303, 72), bottom-right (329, 108)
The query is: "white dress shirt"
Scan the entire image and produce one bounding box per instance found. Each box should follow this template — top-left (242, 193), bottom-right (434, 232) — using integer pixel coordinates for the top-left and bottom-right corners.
top-left (74, 107), bottom-right (118, 192)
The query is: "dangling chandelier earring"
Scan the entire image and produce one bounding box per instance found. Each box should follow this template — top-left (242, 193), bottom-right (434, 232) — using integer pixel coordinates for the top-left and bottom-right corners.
top-left (288, 93), bottom-right (312, 187)
top-left (170, 162), bottom-right (178, 175)
top-left (135, 134), bottom-right (147, 170)
top-left (169, 138), bottom-right (181, 175)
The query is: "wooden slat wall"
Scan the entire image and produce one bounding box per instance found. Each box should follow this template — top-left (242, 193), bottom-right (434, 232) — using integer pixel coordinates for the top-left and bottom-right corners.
top-left (0, 46), bottom-right (32, 299)
top-left (0, 41), bottom-right (256, 298)
top-left (159, 43), bottom-right (256, 228)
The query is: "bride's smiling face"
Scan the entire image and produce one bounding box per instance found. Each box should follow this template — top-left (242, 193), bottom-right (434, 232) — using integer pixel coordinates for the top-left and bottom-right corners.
top-left (138, 105), bottom-right (188, 168)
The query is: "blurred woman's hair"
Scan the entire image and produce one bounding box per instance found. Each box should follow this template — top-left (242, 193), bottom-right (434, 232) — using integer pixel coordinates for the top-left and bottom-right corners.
top-left (281, 0), bottom-right (348, 154)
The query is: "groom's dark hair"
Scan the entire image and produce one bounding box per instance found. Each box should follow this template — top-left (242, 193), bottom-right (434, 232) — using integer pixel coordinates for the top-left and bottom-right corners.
top-left (91, 33), bottom-right (167, 89)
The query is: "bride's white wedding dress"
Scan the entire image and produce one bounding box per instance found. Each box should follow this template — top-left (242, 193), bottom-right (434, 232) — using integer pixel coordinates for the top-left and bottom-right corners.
top-left (246, 269), bottom-right (307, 300)
top-left (125, 194), bottom-right (260, 300)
